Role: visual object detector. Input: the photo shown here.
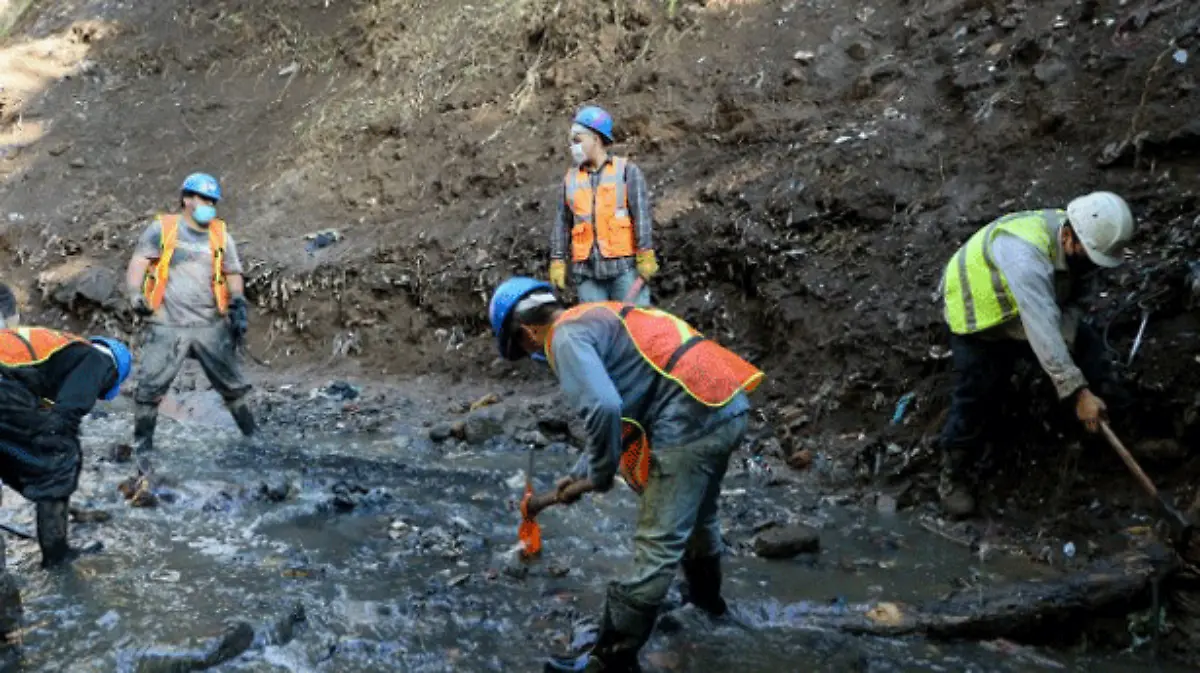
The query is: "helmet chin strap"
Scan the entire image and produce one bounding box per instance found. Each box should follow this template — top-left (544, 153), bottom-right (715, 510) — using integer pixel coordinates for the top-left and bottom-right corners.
top-left (92, 342), bottom-right (117, 368)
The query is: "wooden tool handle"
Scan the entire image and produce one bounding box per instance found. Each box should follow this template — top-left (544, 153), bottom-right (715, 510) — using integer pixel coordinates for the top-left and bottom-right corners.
top-left (1100, 421), bottom-right (1159, 499)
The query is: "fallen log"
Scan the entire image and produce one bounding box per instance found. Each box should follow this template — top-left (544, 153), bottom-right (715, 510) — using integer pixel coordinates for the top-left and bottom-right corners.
top-left (745, 549), bottom-right (1175, 641)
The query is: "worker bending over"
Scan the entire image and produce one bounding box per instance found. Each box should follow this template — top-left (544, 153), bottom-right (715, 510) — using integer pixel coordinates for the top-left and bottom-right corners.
top-left (489, 277), bottom-right (763, 672)
top-left (937, 191), bottom-right (1136, 517)
top-left (0, 283), bottom-right (132, 566)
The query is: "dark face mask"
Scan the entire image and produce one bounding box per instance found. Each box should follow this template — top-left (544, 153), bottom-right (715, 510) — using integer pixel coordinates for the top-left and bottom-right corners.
top-left (1065, 250), bottom-right (1096, 277)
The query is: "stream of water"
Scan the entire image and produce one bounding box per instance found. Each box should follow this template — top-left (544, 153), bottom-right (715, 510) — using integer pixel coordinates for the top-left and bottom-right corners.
top-left (0, 403), bottom-right (1186, 672)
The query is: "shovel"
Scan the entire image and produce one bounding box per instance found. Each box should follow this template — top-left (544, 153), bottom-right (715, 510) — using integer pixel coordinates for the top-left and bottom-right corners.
top-left (1100, 421), bottom-right (1194, 548)
top-left (517, 448), bottom-right (542, 560)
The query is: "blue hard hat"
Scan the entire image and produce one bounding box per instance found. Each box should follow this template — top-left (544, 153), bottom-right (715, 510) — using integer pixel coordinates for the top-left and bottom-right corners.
top-left (489, 276), bottom-right (553, 360)
top-left (90, 337), bottom-right (132, 401)
top-left (573, 106), bottom-right (614, 143)
top-left (181, 172), bottom-right (222, 202)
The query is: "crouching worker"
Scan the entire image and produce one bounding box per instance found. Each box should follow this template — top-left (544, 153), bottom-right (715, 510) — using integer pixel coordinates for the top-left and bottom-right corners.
top-left (488, 277), bottom-right (764, 672)
top-left (0, 284), bottom-right (132, 567)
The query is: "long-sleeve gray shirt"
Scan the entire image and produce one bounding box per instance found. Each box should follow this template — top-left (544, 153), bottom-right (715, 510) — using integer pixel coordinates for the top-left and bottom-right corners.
top-left (982, 221), bottom-right (1088, 399)
top-left (550, 307), bottom-right (750, 492)
top-left (549, 157), bottom-right (653, 281)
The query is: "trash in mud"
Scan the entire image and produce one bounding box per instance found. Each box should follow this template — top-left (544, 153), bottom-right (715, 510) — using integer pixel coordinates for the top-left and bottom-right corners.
top-left (469, 392), bottom-right (501, 411)
top-left (317, 380), bottom-right (360, 401)
top-left (303, 228), bottom-right (342, 254)
top-left (865, 602), bottom-right (904, 626)
top-left (117, 475), bottom-right (159, 508)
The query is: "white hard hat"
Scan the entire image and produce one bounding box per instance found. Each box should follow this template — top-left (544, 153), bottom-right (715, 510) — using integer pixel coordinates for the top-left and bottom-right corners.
top-left (1065, 191), bottom-right (1134, 268)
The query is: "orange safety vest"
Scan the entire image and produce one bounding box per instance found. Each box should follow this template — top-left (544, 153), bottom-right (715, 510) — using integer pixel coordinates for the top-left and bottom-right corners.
top-left (564, 157), bottom-right (635, 262)
top-left (0, 327), bottom-right (87, 367)
top-left (545, 303), bottom-right (765, 493)
top-left (142, 214), bottom-right (231, 315)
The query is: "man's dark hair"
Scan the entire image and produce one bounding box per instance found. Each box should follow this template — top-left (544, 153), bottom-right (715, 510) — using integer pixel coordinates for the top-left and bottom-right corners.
top-left (0, 283), bottom-right (17, 319)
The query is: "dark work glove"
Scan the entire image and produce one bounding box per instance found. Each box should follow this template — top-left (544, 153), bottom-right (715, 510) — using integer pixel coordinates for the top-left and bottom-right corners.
top-left (229, 297), bottom-right (249, 345)
top-left (129, 293), bottom-right (154, 317)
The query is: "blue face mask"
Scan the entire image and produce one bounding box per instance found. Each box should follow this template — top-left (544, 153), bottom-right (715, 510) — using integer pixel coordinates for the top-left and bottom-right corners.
top-left (192, 204), bottom-right (216, 225)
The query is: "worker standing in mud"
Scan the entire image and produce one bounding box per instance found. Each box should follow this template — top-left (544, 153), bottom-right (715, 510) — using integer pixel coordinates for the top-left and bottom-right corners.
top-left (0, 283), bottom-right (132, 567)
top-left (937, 192), bottom-right (1136, 517)
top-left (549, 106), bottom-right (658, 306)
top-left (124, 173), bottom-right (255, 463)
top-left (489, 277), bottom-right (763, 672)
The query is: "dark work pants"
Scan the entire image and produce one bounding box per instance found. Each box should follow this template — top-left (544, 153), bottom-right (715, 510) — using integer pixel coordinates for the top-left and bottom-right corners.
top-left (938, 321), bottom-right (1118, 458)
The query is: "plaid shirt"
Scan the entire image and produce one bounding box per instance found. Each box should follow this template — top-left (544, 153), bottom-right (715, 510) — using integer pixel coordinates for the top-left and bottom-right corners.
top-left (549, 157), bottom-right (653, 280)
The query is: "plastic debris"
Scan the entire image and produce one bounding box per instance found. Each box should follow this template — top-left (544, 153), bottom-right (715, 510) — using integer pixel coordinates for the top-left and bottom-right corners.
top-left (1063, 541), bottom-right (1076, 558)
top-left (304, 229), bottom-right (343, 254)
top-left (891, 392), bottom-right (916, 425)
top-left (1174, 49), bottom-right (1189, 65)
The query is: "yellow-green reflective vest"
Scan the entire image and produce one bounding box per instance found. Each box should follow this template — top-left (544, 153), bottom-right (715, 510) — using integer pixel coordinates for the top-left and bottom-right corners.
top-left (942, 209), bottom-right (1063, 335)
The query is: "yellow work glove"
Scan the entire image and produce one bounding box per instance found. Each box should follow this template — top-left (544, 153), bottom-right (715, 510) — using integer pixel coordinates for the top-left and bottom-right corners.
top-left (549, 260), bottom-right (567, 290)
top-left (636, 250), bottom-right (659, 279)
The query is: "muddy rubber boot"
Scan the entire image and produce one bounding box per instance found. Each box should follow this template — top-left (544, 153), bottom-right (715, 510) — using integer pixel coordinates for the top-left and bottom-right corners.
top-left (228, 400), bottom-right (257, 438)
top-left (681, 554), bottom-right (727, 617)
top-left (133, 403), bottom-right (158, 454)
top-left (938, 449), bottom-right (976, 518)
top-left (36, 500), bottom-right (76, 568)
top-left (545, 585), bottom-right (657, 673)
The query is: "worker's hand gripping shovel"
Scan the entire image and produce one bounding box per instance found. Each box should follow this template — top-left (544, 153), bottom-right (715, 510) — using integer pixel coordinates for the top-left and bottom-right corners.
top-left (1100, 421), bottom-right (1195, 550)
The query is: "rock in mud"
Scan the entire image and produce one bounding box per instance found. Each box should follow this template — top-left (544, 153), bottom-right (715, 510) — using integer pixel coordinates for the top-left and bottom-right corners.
top-left (130, 621), bottom-right (254, 673)
top-left (753, 524), bottom-right (821, 559)
top-left (37, 258), bottom-right (120, 312)
top-left (787, 448), bottom-right (814, 470)
top-left (69, 506), bottom-right (112, 524)
top-left (463, 406), bottom-right (508, 445)
top-left (111, 443), bottom-right (133, 463)
top-left (428, 422), bottom-right (454, 442)
top-left (257, 477), bottom-right (295, 503)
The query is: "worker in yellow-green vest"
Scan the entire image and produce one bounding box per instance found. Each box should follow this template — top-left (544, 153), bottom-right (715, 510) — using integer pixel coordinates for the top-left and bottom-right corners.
top-left (937, 191), bottom-right (1136, 517)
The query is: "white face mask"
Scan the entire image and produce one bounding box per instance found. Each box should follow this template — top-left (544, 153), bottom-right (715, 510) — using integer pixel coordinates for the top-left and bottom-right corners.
top-left (570, 143), bottom-right (587, 166)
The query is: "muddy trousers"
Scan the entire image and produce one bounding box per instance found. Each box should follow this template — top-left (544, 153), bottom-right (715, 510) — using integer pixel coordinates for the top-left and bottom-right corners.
top-left (133, 324), bottom-right (256, 455)
top-left (0, 490), bottom-right (22, 652)
top-left (938, 322), bottom-right (1121, 478)
top-left (587, 415), bottom-right (747, 671)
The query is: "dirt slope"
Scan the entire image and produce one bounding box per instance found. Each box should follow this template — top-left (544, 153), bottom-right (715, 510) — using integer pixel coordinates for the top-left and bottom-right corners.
top-left (1, 0), bottom-right (1199, 540)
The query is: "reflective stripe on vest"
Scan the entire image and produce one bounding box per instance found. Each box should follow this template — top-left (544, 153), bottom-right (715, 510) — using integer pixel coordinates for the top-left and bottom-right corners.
top-left (942, 209), bottom-right (1062, 335)
top-left (564, 157), bottom-right (635, 262)
top-left (142, 214), bottom-right (231, 315)
top-left (545, 302), bottom-right (765, 493)
top-left (0, 327), bottom-right (87, 367)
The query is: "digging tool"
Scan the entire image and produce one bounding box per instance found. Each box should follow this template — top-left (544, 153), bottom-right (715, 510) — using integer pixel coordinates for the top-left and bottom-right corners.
top-left (0, 522), bottom-right (32, 541)
top-left (624, 275), bottom-right (647, 304)
top-left (517, 448), bottom-right (542, 560)
top-left (525, 479), bottom-right (596, 520)
top-left (1100, 421), bottom-right (1194, 546)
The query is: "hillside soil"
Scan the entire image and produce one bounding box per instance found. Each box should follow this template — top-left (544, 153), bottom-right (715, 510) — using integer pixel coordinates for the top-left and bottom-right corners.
top-left (2, 0), bottom-right (1200, 661)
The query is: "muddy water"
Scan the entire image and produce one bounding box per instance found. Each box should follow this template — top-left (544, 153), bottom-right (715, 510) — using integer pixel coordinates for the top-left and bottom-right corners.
top-left (0, 403), bottom-right (1185, 672)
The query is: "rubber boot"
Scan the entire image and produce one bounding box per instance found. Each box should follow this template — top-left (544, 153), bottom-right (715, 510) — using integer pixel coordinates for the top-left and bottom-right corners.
top-left (681, 554), bottom-right (727, 616)
top-left (36, 500), bottom-right (76, 568)
top-left (228, 399), bottom-right (257, 438)
top-left (938, 448), bottom-right (976, 518)
top-left (133, 403), bottom-right (158, 454)
top-left (545, 585), bottom-right (657, 673)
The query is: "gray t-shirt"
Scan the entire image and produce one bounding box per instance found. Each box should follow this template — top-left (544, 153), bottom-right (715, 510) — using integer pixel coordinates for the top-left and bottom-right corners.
top-left (134, 217), bottom-right (244, 327)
